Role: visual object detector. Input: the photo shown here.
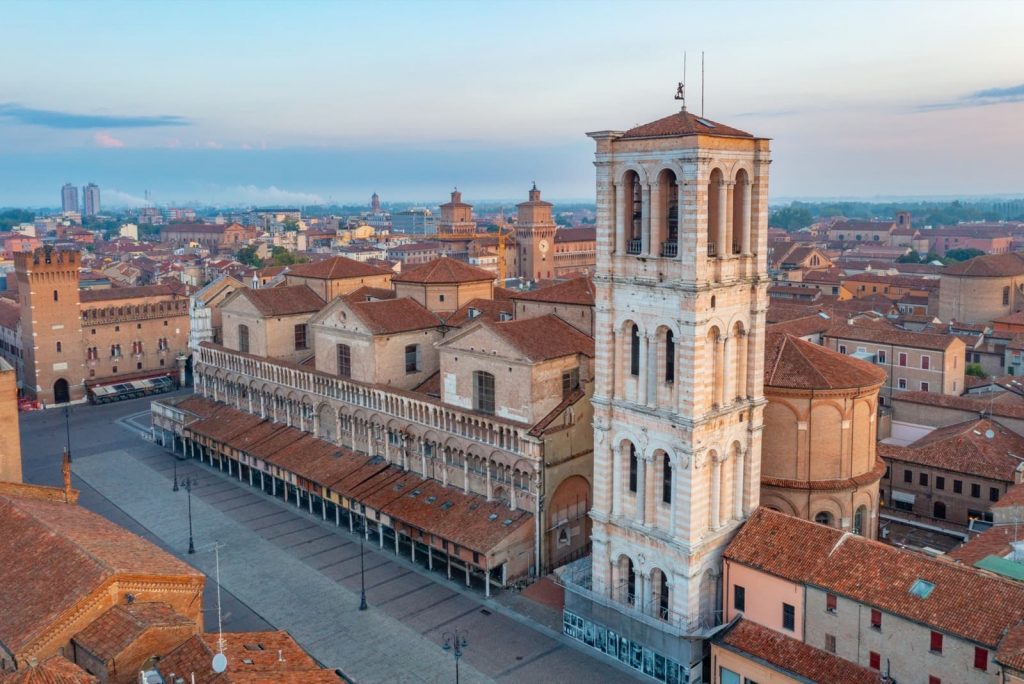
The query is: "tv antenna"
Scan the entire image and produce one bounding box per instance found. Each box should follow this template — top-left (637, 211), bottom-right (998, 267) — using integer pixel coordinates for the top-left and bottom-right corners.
top-left (701, 50), bottom-right (706, 118)
top-left (675, 52), bottom-right (687, 111)
top-left (198, 542), bottom-right (228, 673)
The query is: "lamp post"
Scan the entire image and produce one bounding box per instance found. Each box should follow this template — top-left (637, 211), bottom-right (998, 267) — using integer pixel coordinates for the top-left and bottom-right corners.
top-left (63, 404), bottom-right (72, 459)
top-left (176, 474), bottom-right (198, 554)
top-left (358, 532), bottom-right (368, 611)
top-left (172, 461), bottom-right (179, 492)
top-left (441, 628), bottom-right (468, 684)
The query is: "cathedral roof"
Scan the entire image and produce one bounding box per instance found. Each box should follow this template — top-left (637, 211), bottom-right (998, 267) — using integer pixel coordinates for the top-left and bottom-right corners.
top-left (764, 332), bottom-right (885, 390)
top-left (621, 109), bottom-right (753, 140)
top-left (393, 256), bottom-right (494, 284)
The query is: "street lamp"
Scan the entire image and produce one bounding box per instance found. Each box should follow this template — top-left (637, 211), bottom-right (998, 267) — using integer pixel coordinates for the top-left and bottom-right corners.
top-left (441, 628), bottom-right (468, 684)
top-left (176, 474), bottom-right (198, 554)
top-left (63, 404), bottom-right (72, 459)
top-left (358, 532), bottom-right (368, 611)
top-left (172, 461), bottom-right (179, 492)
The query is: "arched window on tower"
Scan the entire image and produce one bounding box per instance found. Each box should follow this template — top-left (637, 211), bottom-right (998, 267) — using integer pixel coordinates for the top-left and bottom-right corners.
top-left (662, 455), bottom-right (672, 504)
top-left (665, 330), bottom-right (675, 383)
top-left (815, 511), bottom-right (834, 527)
top-left (629, 444), bottom-right (639, 493)
top-left (854, 506), bottom-right (867, 535)
top-left (626, 171), bottom-right (642, 255)
top-left (630, 325), bottom-right (640, 376)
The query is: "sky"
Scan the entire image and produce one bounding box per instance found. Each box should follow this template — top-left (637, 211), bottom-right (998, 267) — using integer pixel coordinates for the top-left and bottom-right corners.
top-left (1, 0), bottom-right (1023, 208)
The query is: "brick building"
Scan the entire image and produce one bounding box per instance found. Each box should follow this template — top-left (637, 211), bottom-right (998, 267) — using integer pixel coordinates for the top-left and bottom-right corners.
top-left (14, 247), bottom-right (190, 405)
top-left (938, 252), bottom-right (1024, 325)
top-left (879, 417), bottom-right (1024, 529)
top-left (159, 223), bottom-right (257, 251)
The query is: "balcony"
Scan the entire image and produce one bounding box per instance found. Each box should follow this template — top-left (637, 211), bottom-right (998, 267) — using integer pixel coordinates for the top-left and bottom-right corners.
top-left (707, 242), bottom-right (717, 257)
top-left (626, 239), bottom-right (642, 255)
top-left (660, 241), bottom-right (678, 258)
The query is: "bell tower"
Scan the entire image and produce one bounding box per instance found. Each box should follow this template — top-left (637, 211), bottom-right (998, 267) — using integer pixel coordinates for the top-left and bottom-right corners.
top-left (16, 247), bottom-right (85, 405)
top-left (515, 183), bottom-right (557, 281)
top-left (561, 101), bottom-right (770, 678)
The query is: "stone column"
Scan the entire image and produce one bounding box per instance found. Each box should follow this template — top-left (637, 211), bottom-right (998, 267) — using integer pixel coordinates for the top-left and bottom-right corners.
top-left (611, 444), bottom-right (623, 517)
top-left (463, 457), bottom-right (470, 494)
top-left (638, 333), bottom-right (649, 404)
top-left (710, 457), bottom-right (721, 530)
top-left (649, 181), bottom-right (662, 255)
top-left (646, 333), bottom-right (657, 408)
top-left (740, 180), bottom-right (752, 255)
top-left (721, 335), bottom-right (732, 405)
top-left (715, 180), bottom-right (729, 258)
top-left (616, 182), bottom-right (628, 255)
top-left (641, 184), bottom-right (652, 256)
top-left (635, 456), bottom-right (647, 524)
top-left (486, 460), bottom-right (493, 501)
top-left (733, 448), bottom-right (745, 521)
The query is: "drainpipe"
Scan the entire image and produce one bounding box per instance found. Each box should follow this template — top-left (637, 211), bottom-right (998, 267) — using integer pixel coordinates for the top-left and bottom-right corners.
top-left (535, 463), bottom-right (544, 577)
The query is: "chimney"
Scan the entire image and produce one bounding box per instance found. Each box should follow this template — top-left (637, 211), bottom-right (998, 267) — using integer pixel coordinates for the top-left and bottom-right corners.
top-left (278, 650), bottom-right (285, 663)
top-left (62, 448), bottom-right (72, 501)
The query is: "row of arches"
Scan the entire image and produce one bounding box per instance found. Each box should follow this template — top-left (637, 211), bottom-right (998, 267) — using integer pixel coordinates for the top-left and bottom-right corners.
top-left (197, 370), bottom-right (539, 513)
top-left (615, 166), bottom-right (754, 260)
top-left (616, 319), bottom-right (752, 412)
top-left (612, 438), bottom-right (749, 537)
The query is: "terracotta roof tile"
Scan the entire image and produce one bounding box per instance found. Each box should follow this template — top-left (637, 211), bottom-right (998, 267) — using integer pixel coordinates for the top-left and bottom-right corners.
top-left (0, 495), bottom-right (202, 655)
top-left (727, 508), bottom-right (1024, 648)
top-left (72, 602), bottom-right (193, 661)
top-left (284, 255), bottom-right (391, 280)
top-left (0, 298), bottom-right (20, 330)
top-left (479, 314), bottom-right (594, 362)
top-left (997, 622), bottom-right (1024, 671)
top-left (764, 332), bottom-right (886, 390)
top-left (444, 298), bottom-right (514, 327)
top-left (553, 227), bottom-right (596, 244)
top-left (392, 256), bottom-right (495, 284)
top-left (511, 277), bottom-right (595, 306)
top-left (235, 285), bottom-right (324, 317)
top-left (0, 655), bottom-right (97, 683)
top-left (947, 525), bottom-right (1021, 566)
top-left (823, 320), bottom-right (958, 351)
top-left (79, 282), bottom-right (187, 303)
top-left (878, 418), bottom-right (1024, 482)
top-left (343, 285), bottom-right (396, 302)
top-left (942, 252), bottom-right (1024, 277)
top-left (717, 619), bottom-right (881, 684)
top-left (619, 109), bottom-right (753, 139)
top-left (346, 297), bottom-right (440, 335)
top-left (157, 631), bottom-right (334, 683)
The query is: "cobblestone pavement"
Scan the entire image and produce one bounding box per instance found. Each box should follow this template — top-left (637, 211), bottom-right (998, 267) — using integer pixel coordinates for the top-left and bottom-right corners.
top-left (19, 396), bottom-right (640, 683)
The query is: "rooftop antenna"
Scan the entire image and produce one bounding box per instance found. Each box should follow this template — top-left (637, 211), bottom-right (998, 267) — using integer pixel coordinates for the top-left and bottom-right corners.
top-left (207, 543), bottom-right (227, 673)
top-left (675, 52), bottom-right (687, 111)
top-left (701, 50), bottom-right (705, 118)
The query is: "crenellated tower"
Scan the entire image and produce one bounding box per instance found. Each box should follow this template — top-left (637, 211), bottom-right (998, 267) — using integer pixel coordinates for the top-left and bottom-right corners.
top-left (16, 247), bottom-right (85, 404)
top-left (515, 183), bottom-right (557, 281)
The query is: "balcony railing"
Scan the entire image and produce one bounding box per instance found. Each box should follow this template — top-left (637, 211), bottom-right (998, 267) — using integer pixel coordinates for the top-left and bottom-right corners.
top-left (626, 239), bottom-right (642, 255)
top-left (707, 242), bottom-right (717, 257)
top-left (660, 241), bottom-right (678, 258)
top-left (196, 343), bottom-right (536, 459)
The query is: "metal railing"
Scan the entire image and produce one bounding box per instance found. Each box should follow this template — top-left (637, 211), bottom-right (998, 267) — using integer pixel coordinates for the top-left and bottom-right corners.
top-left (707, 242), bottom-right (717, 257)
top-left (626, 239), bottom-right (642, 255)
top-left (660, 241), bottom-right (678, 258)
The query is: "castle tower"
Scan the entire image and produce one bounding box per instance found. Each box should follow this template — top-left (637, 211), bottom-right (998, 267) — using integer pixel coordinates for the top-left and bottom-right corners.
top-left (16, 247), bottom-right (86, 405)
top-left (370, 192), bottom-right (381, 213)
top-left (437, 189), bottom-right (476, 235)
top-left (515, 183), bottom-right (557, 281)
top-left (562, 104), bottom-right (770, 678)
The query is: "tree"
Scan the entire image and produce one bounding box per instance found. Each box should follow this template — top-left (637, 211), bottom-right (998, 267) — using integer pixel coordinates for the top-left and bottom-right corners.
top-left (0, 209), bottom-right (34, 231)
top-left (965, 363), bottom-right (987, 378)
top-left (944, 248), bottom-right (985, 262)
top-left (236, 245), bottom-right (262, 267)
top-left (896, 250), bottom-right (921, 263)
top-left (281, 218), bottom-right (300, 232)
top-left (269, 246), bottom-right (308, 266)
top-left (769, 206), bottom-right (814, 231)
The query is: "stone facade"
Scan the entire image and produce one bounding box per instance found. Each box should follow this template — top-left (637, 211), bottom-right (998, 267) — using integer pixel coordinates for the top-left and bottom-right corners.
top-left (0, 359), bottom-right (22, 483)
top-left (560, 107), bottom-right (770, 679)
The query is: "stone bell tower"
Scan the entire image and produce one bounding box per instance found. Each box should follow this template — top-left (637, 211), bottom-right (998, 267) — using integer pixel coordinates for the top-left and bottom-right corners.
top-left (561, 98), bottom-right (771, 680)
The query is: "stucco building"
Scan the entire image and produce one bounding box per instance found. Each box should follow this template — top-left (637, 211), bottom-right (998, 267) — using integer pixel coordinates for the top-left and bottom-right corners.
top-left (938, 252), bottom-right (1024, 325)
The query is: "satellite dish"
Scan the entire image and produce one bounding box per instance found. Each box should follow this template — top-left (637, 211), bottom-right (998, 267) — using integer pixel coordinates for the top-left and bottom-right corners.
top-left (212, 653), bottom-right (228, 673)
top-left (985, 429), bottom-right (995, 439)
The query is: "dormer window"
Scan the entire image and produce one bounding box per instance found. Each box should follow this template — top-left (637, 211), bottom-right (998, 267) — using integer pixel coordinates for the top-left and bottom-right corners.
top-left (468, 307), bottom-right (480, 319)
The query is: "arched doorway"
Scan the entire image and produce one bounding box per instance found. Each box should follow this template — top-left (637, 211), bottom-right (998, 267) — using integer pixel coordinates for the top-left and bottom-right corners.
top-left (53, 378), bottom-right (70, 404)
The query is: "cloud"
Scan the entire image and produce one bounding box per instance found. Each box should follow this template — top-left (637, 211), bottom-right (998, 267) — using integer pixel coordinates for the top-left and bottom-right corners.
top-left (733, 109), bottom-right (802, 118)
top-left (918, 83), bottom-right (1024, 111)
top-left (0, 103), bottom-right (189, 129)
top-left (93, 132), bottom-right (125, 148)
top-left (227, 185), bottom-right (323, 205)
top-left (103, 189), bottom-right (151, 208)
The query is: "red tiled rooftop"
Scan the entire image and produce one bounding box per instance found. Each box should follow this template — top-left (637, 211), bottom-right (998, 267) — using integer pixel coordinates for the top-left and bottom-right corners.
top-left (285, 255), bottom-right (391, 280)
top-left (511, 277), bottom-right (595, 307)
top-left (942, 252), bottom-right (1024, 278)
top-left (347, 297), bottom-right (441, 335)
top-left (0, 655), bottom-right (97, 683)
top-left (72, 602), bottom-right (194, 661)
top-left (619, 109), bottom-right (753, 140)
top-left (717, 619), bottom-right (881, 684)
top-left (392, 256), bottom-right (495, 284)
top-left (233, 285), bottom-right (324, 317)
top-left (764, 332), bottom-right (886, 390)
top-left (478, 314), bottom-right (594, 362)
top-left (878, 418), bottom-right (1024, 482)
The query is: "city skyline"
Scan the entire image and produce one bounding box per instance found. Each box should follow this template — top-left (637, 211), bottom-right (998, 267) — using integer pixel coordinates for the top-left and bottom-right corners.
top-left (2, 0), bottom-right (1023, 206)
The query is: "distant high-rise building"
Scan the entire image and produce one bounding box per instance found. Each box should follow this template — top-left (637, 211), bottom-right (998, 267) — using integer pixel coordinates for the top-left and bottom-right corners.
top-left (370, 192), bottom-right (381, 213)
top-left (392, 208), bottom-right (436, 234)
top-left (83, 183), bottom-right (101, 217)
top-left (61, 183), bottom-right (79, 214)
